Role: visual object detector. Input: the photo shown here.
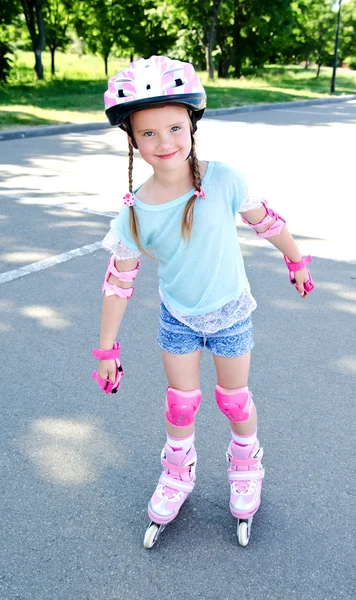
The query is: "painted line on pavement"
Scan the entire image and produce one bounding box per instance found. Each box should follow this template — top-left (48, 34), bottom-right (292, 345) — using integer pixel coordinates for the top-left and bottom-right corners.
top-left (0, 241), bottom-right (103, 285)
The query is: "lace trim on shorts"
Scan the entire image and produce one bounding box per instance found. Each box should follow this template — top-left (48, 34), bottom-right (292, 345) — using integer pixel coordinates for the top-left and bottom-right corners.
top-left (159, 285), bottom-right (257, 335)
top-left (102, 222), bottom-right (141, 260)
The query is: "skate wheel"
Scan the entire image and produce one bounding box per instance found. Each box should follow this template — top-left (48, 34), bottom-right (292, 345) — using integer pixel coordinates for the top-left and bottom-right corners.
top-left (237, 520), bottom-right (250, 547)
top-left (143, 522), bottom-right (161, 549)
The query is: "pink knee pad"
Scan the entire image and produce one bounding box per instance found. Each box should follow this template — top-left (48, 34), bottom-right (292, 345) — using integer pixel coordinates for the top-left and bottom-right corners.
top-left (165, 387), bottom-right (202, 428)
top-left (215, 385), bottom-right (253, 422)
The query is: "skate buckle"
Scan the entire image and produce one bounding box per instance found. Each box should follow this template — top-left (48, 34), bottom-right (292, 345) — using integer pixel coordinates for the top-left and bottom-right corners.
top-left (226, 451), bottom-right (233, 464)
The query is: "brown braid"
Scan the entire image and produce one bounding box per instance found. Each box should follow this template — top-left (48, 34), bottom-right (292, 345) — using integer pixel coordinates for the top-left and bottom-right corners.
top-left (181, 139), bottom-right (202, 241)
top-left (128, 141), bottom-right (154, 259)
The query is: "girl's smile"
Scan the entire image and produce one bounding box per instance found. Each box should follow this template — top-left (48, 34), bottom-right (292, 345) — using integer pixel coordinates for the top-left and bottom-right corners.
top-left (155, 150), bottom-right (179, 160)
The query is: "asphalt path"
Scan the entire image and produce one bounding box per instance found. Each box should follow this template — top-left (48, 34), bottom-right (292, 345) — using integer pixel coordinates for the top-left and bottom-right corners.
top-left (0, 101), bottom-right (355, 600)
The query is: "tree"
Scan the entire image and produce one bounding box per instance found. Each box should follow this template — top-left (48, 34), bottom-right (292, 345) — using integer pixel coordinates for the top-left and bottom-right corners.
top-left (74, 0), bottom-right (127, 75)
top-left (43, 0), bottom-right (72, 76)
top-left (215, 0), bottom-right (294, 78)
top-left (0, 0), bottom-right (21, 82)
top-left (21, 0), bottom-right (45, 80)
top-left (291, 0), bottom-right (336, 75)
top-left (173, 0), bottom-right (225, 79)
top-left (339, 0), bottom-right (356, 68)
top-left (199, 0), bottom-right (224, 80)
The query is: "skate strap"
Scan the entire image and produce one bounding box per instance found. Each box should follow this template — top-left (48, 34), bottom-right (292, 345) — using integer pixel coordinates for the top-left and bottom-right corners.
top-left (161, 459), bottom-right (191, 474)
top-left (159, 472), bottom-right (195, 493)
top-left (226, 448), bottom-right (264, 467)
top-left (228, 467), bottom-right (265, 482)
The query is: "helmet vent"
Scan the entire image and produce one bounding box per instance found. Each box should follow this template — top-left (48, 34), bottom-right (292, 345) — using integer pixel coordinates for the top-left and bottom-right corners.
top-left (146, 84), bottom-right (151, 90)
top-left (175, 78), bottom-right (183, 87)
top-left (118, 89), bottom-right (125, 98)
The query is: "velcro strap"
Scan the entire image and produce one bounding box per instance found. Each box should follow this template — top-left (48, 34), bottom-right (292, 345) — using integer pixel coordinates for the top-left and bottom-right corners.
top-left (92, 341), bottom-right (120, 360)
top-left (284, 255), bottom-right (312, 272)
top-left (228, 468), bottom-right (265, 482)
top-left (107, 255), bottom-right (141, 282)
top-left (92, 341), bottom-right (123, 394)
top-left (159, 473), bottom-right (195, 493)
top-left (161, 459), bottom-right (191, 474)
top-left (227, 451), bottom-right (263, 468)
top-left (102, 281), bottom-right (134, 299)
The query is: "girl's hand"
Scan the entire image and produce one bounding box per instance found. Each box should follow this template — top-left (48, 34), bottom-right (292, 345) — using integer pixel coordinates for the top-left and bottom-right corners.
top-left (98, 359), bottom-right (117, 384)
top-left (293, 267), bottom-right (311, 298)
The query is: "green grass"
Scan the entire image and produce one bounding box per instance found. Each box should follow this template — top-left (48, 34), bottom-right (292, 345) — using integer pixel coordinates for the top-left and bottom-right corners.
top-left (0, 51), bottom-right (355, 130)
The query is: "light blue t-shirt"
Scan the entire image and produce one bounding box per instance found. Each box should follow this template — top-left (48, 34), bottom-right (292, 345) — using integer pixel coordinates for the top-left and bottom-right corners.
top-left (112, 161), bottom-right (248, 316)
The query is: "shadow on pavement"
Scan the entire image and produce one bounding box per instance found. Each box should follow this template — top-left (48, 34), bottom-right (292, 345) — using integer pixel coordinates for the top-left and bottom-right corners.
top-left (0, 226), bottom-right (354, 599)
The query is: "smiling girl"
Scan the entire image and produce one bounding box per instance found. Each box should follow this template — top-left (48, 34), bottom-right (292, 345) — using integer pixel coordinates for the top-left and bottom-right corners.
top-left (92, 55), bottom-right (314, 548)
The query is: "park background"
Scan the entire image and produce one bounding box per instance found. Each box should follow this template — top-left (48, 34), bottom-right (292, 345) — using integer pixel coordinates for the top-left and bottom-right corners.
top-left (0, 0), bottom-right (355, 130)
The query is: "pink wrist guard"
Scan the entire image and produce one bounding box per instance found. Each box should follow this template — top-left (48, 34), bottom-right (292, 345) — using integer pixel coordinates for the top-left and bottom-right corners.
top-left (102, 254), bottom-right (140, 299)
top-left (92, 341), bottom-right (124, 394)
top-left (241, 200), bottom-right (286, 238)
top-left (284, 255), bottom-right (315, 293)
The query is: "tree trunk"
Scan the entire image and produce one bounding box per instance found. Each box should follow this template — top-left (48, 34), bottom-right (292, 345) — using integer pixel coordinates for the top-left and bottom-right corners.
top-left (199, 0), bottom-right (223, 81)
top-left (34, 47), bottom-right (44, 80)
top-left (50, 46), bottom-right (56, 76)
top-left (230, 0), bottom-right (243, 79)
top-left (104, 53), bottom-right (109, 76)
top-left (207, 0), bottom-right (224, 81)
top-left (317, 62), bottom-right (321, 77)
top-left (21, 0), bottom-right (45, 81)
top-left (205, 45), bottom-right (214, 80)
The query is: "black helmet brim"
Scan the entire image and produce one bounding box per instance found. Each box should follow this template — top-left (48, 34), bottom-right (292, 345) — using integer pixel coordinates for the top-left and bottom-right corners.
top-left (105, 93), bottom-right (206, 130)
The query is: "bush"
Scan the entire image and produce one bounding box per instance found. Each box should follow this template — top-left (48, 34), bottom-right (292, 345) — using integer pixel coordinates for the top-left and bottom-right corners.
top-left (0, 41), bottom-right (12, 82)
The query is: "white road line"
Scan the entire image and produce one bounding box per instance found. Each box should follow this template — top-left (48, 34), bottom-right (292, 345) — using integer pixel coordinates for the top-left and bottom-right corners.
top-left (55, 203), bottom-right (117, 218)
top-left (0, 241), bottom-right (103, 285)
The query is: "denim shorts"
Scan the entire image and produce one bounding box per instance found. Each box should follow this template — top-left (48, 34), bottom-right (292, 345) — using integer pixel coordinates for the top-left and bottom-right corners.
top-left (157, 303), bottom-right (254, 357)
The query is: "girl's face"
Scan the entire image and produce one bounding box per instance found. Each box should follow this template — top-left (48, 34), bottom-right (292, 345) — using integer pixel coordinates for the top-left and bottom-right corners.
top-left (130, 105), bottom-right (192, 171)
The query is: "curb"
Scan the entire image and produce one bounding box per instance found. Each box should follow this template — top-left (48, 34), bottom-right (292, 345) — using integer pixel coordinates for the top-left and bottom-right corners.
top-left (1, 94), bottom-right (355, 142)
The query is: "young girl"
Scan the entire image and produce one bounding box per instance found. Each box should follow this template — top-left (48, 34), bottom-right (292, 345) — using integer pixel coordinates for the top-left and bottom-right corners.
top-left (92, 55), bottom-right (314, 548)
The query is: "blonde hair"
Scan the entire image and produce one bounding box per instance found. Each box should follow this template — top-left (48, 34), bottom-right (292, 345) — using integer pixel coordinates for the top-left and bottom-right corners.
top-left (128, 137), bottom-right (202, 258)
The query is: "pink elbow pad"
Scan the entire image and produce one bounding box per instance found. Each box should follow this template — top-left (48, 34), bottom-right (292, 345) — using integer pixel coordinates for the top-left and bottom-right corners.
top-left (102, 255), bottom-right (140, 298)
top-left (241, 200), bottom-right (286, 238)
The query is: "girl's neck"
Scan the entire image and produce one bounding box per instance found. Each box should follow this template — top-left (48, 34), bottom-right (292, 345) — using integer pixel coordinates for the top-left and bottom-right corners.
top-left (152, 160), bottom-right (192, 190)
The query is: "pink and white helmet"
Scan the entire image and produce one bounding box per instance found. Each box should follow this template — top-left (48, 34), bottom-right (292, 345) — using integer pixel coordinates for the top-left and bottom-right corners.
top-left (104, 55), bottom-right (206, 132)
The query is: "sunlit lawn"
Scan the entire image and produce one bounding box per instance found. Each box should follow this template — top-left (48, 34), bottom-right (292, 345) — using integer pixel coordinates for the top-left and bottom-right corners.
top-left (0, 51), bottom-right (355, 129)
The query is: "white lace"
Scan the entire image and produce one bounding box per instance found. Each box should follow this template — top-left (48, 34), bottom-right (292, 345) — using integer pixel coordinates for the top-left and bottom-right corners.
top-left (159, 286), bottom-right (257, 334)
top-left (102, 223), bottom-right (141, 260)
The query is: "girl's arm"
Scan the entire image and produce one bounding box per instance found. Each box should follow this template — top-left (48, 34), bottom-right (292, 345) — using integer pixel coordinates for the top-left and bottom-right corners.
top-left (240, 205), bottom-right (310, 297)
top-left (98, 256), bottom-right (139, 383)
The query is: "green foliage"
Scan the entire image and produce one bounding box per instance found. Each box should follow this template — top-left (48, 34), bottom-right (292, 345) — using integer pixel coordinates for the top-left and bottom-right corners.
top-left (0, 41), bottom-right (13, 82)
top-left (0, 0), bottom-right (355, 82)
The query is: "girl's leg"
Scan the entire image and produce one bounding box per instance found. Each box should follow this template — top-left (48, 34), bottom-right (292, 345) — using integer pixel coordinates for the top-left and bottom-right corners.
top-left (147, 349), bottom-right (201, 526)
top-left (213, 350), bottom-right (264, 524)
top-left (213, 351), bottom-right (257, 435)
top-left (162, 348), bottom-right (202, 438)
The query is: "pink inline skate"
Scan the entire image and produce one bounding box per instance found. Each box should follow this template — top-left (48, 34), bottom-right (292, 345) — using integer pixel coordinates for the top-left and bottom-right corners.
top-left (226, 439), bottom-right (265, 546)
top-left (144, 443), bottom-right (197, 548)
